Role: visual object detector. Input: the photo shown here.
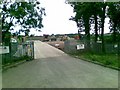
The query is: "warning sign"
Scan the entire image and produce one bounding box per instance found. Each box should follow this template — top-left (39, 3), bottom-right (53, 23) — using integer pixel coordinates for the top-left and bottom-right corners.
top-left (76, 44), bottom-right (85, 50)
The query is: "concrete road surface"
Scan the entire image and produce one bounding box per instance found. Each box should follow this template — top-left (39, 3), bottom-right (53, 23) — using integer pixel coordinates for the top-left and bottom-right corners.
top-left (2, 41), bottom-right (118, 88)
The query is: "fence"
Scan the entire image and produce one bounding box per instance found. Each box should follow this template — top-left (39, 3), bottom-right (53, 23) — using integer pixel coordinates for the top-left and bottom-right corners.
top-left (1, 41), bottom-right (34, 66)
top-left (64, 39), bottom-right (119, 54)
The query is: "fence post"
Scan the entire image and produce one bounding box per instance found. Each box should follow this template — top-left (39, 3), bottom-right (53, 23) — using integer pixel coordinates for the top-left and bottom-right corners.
top-left (118, 42), bottom-right (120, 60)
top-left (32, 41), bottom-right (34, 59)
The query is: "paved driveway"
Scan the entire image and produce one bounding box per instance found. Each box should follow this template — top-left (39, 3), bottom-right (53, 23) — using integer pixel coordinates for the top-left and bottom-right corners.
top-left (2, 41), bottom-right (118, 88)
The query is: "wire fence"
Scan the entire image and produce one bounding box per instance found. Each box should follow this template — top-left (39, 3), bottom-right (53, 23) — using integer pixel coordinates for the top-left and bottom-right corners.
top-left (1, 41), bottom-right (34, 66)
top-left (64, 39), bottom-right (119, 54)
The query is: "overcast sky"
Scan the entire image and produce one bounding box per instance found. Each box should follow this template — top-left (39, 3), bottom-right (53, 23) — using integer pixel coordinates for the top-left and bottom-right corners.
top-left (29, 0), bottom-right (110, 36)
top-left (29, 0), bottom-right (78, 36)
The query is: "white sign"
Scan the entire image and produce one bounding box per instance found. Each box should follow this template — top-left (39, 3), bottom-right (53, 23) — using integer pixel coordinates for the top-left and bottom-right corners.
top-left (0, 46), bottom-right (9, 54)
top-left (97, 41), bottom-right (102, 43)
top-left (11, 38), bottom-right (17, 43)
top-left (114, 44), bottom-right (118, 48)
top-left (77, 44), bottom-right (85, 50)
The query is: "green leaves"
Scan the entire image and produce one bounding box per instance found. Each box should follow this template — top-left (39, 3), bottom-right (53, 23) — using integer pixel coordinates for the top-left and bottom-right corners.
top-left (1, 0), bottom-right (45, 45)
top-left (1, 1), bottom-right (45, 36)
top-left (107, 2), bottom-right (120, 42)
top-left (69, 2), bottom-right (120, 53)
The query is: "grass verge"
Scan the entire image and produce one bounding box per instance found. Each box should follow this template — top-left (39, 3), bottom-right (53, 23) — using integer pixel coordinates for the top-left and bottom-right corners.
top-left (69, 52), bottom-right (120, 70)
top-left (2, 55), bottom-right (33, 71)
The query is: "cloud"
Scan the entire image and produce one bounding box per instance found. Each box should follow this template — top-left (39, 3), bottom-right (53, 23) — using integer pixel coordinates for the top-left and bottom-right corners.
top-left (33, 0), bottom-right (78, 35)
top-left (31, 0), bottom-right (110, 36)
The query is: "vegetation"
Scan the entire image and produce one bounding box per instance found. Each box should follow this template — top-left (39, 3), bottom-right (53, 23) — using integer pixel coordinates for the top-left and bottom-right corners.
top-left (70, 52), bottom-right (119, 70)
top-left (68, 2), bottom-right (120, 53)
top-left (2, 54), bottom-right (32, 70)
top-left (107, 2), bottom-right (120, 43)
top-left (1, 1), bottom-right (45, 67)
top-left (1, 0), bottom-right (46, 45)
top-left (66, 2), bottom-right (120, 69)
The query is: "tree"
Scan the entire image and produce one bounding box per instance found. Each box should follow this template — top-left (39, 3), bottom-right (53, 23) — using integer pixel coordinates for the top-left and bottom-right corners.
top-left (98, 2), bottom-right (107, 53)
top-left (69, 2), bottom-right (104, 51)
top-left (69, 1), bottom-right (120, 53)
top-left (107, 2), bottom-right (120, 43)
top-left (1, 0), bottom-right (46, 45)
top-left (70, 2), bottom-right (110, 52)
top-left (69, 3), bottom-right (92, 51)
top-left (90, 3), bottom-right (102, 42)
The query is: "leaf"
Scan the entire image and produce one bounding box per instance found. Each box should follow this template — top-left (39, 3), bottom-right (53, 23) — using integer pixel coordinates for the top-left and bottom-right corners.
top-left (2, 1), bottom-right (46, 36)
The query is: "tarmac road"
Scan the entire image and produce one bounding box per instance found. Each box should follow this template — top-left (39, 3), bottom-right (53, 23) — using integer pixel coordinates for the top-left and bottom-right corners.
top-left (2, 41), bottom-right (118, 88)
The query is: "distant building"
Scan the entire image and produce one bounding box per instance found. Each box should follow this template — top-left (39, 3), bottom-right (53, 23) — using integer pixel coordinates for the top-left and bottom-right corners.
top-left (43, 34), bottom-right (50, 42)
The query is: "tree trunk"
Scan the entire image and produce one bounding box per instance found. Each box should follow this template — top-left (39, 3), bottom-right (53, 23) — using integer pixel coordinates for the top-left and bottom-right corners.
top-left (94, 14), bottom-right (98, 42)
top-left (84, 17), bottom-right (90, 52)
top-left (113, 24), bottom-right (117, 43)
top-left (101, 4), bottom-right (106, 53)
top-left (117, 32), bottom-right (120, 65)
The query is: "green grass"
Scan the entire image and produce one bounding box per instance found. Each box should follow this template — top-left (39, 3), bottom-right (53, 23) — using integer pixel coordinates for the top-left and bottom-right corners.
top-left (70, 52), bottom-right (119, 70)
top-left (2, 55), bottom-right (33, 71)
top-left (2, 55), bottom-right (32, 66)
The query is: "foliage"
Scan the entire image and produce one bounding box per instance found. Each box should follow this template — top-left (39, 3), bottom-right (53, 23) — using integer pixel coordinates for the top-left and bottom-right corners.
top-left (107, 2), bottom-right (120, 42)
top-left (69, 2), bottom-right (104, 51)
top-left (2, 31), bottom-right (11, 45)
top-left (1, 0), bottom-right (46, 45)
top-left (2, 54), bottom-right (32, 66)
top-left (68, 2), bottom-right (120, 53)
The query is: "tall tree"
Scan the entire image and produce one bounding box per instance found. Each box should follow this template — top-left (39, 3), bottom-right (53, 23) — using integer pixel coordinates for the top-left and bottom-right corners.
top-left (99, 2), bottom-right (107, 53)
top-left (69, 2), bottom-right (108, 53)
top-left (91, 3), bottom-right (102, 42)
top-left (70, 2), bottom-right (92, 51)
top-left (1, 0), bottom-right (46, 45)
top-left (69, 1), bottom-right (120, 53)
top-left (107, 2), bottom-right (120, 43)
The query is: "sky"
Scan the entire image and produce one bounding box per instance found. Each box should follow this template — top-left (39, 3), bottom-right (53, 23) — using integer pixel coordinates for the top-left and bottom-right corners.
top-left (21, 0), bottom-right (110, 36)
top-left (29, 0), bottom-right (79, 36)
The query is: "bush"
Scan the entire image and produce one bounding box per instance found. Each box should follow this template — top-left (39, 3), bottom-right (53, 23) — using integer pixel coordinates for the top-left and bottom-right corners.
top-left (2, 54), bottom-right (32, 66)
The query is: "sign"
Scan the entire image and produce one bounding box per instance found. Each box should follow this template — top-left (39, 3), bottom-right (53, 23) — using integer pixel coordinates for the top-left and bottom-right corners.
top-left (97, 41), bottom-right (102, 43)
top-left (76, 44), bottom-right (85, 50)
top-left (114, 44), bottom-right (118, 48)
top-left (11, 38), bottom-right (17, 43)
top-left (0, 46), bottom-right (9, 54)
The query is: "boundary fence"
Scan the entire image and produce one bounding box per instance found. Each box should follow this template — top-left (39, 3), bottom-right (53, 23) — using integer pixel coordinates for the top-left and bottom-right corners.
top-left (64, 40), bottom-right (119, 54)
top-left (1, 41), bottom-right (34, 66)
